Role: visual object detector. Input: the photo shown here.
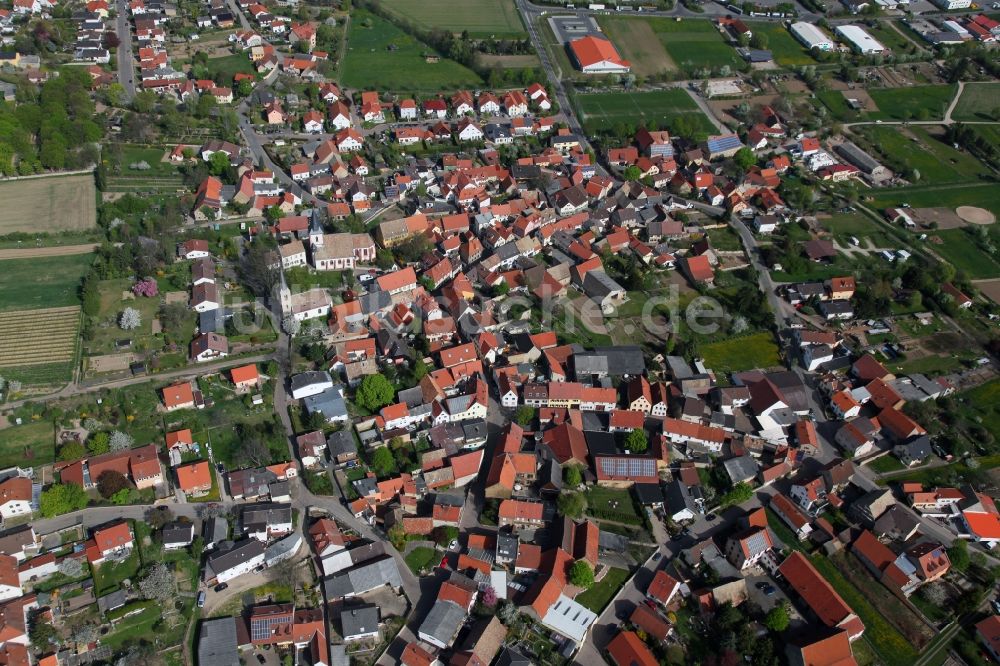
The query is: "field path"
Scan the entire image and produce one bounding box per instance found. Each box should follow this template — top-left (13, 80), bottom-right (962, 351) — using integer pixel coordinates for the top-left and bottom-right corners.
top-left (0, 244), bottom-right (98, 260)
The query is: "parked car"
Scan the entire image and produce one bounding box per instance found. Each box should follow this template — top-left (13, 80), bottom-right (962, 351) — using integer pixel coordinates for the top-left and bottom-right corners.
top-left (197, 591), bottom-right (206, 608)
top-left (256, 655), bottom-right (266, 664)
top-left (215, 583), bottom-right (228, 593)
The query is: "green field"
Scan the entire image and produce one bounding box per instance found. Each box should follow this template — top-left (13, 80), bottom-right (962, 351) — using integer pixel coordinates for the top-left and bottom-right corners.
top-left (0, 254), bottom-right (92, 311)
top-left (114, 145), bottom-right (184, 178)
top-left (0, 421), bottom-right (56, 469)
top-left (816, 90), bottom-right (859, 123)
top-left (747, 22), bottom-right (816, 66)
top-left (650, 18), bottom-right (740, 72)
top-left (859, 125), bottom-right (991, 185)
top-left (958, 380), bottom-right (1000, 442)
top-left (870, 183), bottom-right (1000, 217)
top-left (928, 228), bottom-right (1000, 279)
top-left (575, 567), bottom-right (629, 612)
top-left (868, 84), bottom-right (957, 121)
top-left (204, 53), bottom-right (255, 82)
top-left (342, 10), bottom-right (483, 91)
top-left (404, 546), bottom-right (437, 574)
top-left (951, 82), bottom-right (1000, 122)
top-left (865, 22), bottom-right (912, 52)
top-left (381, 0), bottom-right (525, 37)
top-left (575, 89), bottom-right (717, 138)
top-left (822, 212), bottom-right (895, 247)
top-left (700, 332), bottom-right (781, 373)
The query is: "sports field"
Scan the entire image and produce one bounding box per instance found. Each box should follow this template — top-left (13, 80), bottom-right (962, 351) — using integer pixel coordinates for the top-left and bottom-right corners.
top-left (0, 174), bottom-right (97, 235)
top-left (381, 0), bottom-right (525, 37)
top-left (951, 81), bottom-right (1000, 122)
top-left (597, 17), bottom-right (739, 74)
top-left (598, 17), bottom-right (675, 77)
top-left (575, 89), bottom-right (717, 138)
top-left (867, 84), bottom-right (956, 121)
top-left (342, 10), bottom-right (483, 91)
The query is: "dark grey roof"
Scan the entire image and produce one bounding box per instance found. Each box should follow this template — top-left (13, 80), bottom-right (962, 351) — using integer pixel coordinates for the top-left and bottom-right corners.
top-left (205, 539), bottom-right (265, 577)
top-left (583, 270), bottom-right (626, 299)
top-left (633, 482), bottom-right (664, 505)
top-left (359, 289), bottom-right (392, 315)
top-left (496, 534), bottom-right (518, 560)
top-left (664, 479), bottom-right (703, 515)
top-left (433, 492), bottom-right (465, 507)
top-left (242, 503), bottom-right (292, 530)
top-left (161, 522), bottom-right (194, 545)
top-left (895, 435), bottom-right (931, 460)
top-left (203, 516), bottom-right (229, 545)
top-left (462, 419), bottom-right (488, 443)
top-left (197, 617), bottom-right (241, 666)
top-left (323, 556), bottom-right (402, 599)
top-left (97, 590), bottom-right (127, 615)
top-left (340, 605), bottom-right (380, 638)
top-left (290, 371), bottom-right (333, 393)
top-left (496, 647), bottom-right (532, 666)
top-left (326, 430), bottom-right (357, 457)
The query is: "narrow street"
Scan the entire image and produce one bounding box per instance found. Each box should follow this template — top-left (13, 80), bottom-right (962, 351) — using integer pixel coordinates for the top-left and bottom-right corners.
top-left (114, 0), bottom-right (136, 100)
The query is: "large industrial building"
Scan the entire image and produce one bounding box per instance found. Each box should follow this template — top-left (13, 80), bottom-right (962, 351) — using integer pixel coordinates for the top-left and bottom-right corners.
top-left (835, 24), bottom-right (888, 54)
top-left (569, 35), bottom-right (631, 74)
top-left (790, 22), bottom-right (836, 51)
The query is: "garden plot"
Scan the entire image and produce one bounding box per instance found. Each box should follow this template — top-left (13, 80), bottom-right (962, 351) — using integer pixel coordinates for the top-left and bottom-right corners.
top-left (0, 306), bottom-right (80, 370)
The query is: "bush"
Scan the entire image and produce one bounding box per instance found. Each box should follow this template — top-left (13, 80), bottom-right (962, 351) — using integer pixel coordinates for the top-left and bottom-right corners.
top-left (568, 560), bottom-right (594, 588)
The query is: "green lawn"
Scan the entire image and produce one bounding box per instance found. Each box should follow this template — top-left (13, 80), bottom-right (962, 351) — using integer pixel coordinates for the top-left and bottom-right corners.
top-left (816, 90), bottom-right (860, 123)
top-left (700, 332), bottom-right (781, 373)
top-left (342, 10), bottom-right (483, 92)
top-left (381, 0), bottom-right (525, 37)
top-left (868, 84), bottom-right (957, 121)
top-left (93, 549), bottom-right (141, 596)
top-left (822, 212), bottom-right (895, 247)
top-left (765, 509), bottom-right (809, 552)
top-left (0, 421), bottom-right (55, 470)
top-left (864, 22), bottom-right (912, 52)
top-left (747, 22), bottom-right (816, 66)
top-left (951, 82), bottom-right (1000, 122)
top-left (890, 354), bottom-right (968, 377)
top-left (584, 486), bottom-right (643, 525)
top-left (575, 567), bottom-right (629, 613)
top-left (809, 554), bottom-right (918, 666)
top-left (648, 17), bottom-right (740, 72)
top-left (0, 254), bottom-right (93, 311)
top-left (958, 380), bottom-right (1000, 443)
top-left (575, 89), bottom-right (717, 139)
top-left (204, 54), bottom-right (255, 82)
top-left (859, 125), bottom-right (991, 185)
top-left (404, 546), bottom-right (437, 574)
top-left (869, 183), bottom-right (1000, 217)
top-left (929, 228), bottom-right (1000, 279)
top-left (868, 454), bottom-right (905, 474)
top-left (706, 226), bottom-right (742, 251)
top-left (115, 145), bottom-right (184, 178)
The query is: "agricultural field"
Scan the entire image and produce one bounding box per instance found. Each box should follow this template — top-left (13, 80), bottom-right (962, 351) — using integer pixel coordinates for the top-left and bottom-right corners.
top-left (575, 89), bottom-right (717, 138)
top-left (928, 228), bottom-right (1000, 279)
top-left (381, 0), bottom-right (525, 37)
top-left (700, 332), bottom-right (781, 373)
top-left (859, 125), bottom-right (992, 185)
top-left (204, 53), bottom-right (256, 81)
top-left (103, 144), bottom-right (186, 194)
top-left (746, 22), bottom-right (816, 66)
top-left (0, 306), bottom-right (80, 386)
top-left (0, 254), bottom-right (93, 312)
top-left (342, 10), bottom-right (483, 92)
top-left (867, 84), bottom-right (957, 121)
top-left (597, 17), bottom-right (675, 77)
top-left (951, 82), bottom-right (1000, 122)
top-left (0, 421), bottom-right (56, 470)
top-left (597, 17), bottom-right (739, 74)
top-left (0, 174), bottom-right (97, 235)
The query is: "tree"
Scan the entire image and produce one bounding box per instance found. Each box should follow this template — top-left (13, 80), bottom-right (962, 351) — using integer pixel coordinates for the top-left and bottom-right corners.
top-left (238, 242), bottom-right (280, 298)
top-left (568, 560), bottom-right (594, 588)
top-left (514, 405), bottom-right (536, 426)
top-left (59, 441), bottom-right (86, 461)
top-left (482, 585), bottom-right (498, 607)
top-left (764, 603), bottom-right (790, 632)
top-left (158, 302), bottom-right (189, 339)
top-left (132, 278), bottom-right (158, 297)
top-left (208, 150), bottom-right (229, 176)
top-left (88, 431), bottom-right (110, 455)
top-left (146, 505), bottom-right (174, 530)
top-left (733, 147), bottom-right (756, 172)
top-left (108, 430), bottom-right (134, 452)
top-left (388, 523), bottom-right (406, 550)
top-left (110, 488), bottom-right (131, 505)
top-left (39, 483), bottom-right (89, 517)
top-left (28, 610), bottom-right (57, 647)
top-left (282, 315), bottom-right (301, 335)
top-left (356, 374), bottom-right (395, 411)
top-left (947, 539), bottom-right (969, 572)
top-left (96, 470), bottom-right (130, 499)
top-left (625, 428), bottom-right (648, 453)
top-left (720, 482), bottom-right (753, 507)
top-left (563, 465), bottom-right (582, 487)
top-left (371, 447), bottom-right (396, 478)
top-left (557, 491), bottom-right (587, 519)
top-left (138, 563), bottom-right (175, 602)
top-left (433, 525), bottom-right (459, 547)
top-left (119, 307), bottom-right (141, 330)
top-left (623, 165), bottom-right (642, 181)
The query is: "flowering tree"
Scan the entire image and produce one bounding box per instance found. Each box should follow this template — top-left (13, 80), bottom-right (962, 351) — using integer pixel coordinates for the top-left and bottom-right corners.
top-left (481, 585), bottom-right (497, 607)
top-left (119, 307), bottom-right (141, 330)
top-left (132, 278), bottom-right (159, 298)
top-left (108, 431), bottom-right (134, 452)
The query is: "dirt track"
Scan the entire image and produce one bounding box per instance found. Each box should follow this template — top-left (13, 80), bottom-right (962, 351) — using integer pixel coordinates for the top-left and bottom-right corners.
top-left (0, 244), bottom-right (98, 259)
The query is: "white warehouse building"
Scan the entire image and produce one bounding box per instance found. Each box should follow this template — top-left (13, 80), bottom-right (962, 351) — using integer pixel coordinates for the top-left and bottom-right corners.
top-left (790, 22), bottom-right (836, 51)
top-left (931, 0), bottom-right (971, 9)
top-left (835, 24), bottom-right (888, 54)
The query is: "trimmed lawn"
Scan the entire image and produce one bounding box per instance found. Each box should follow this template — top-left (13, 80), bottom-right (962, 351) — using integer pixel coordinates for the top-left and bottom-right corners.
top-left (585, 486), bottom-right (642, 525)
top-left (381, 0), bottom-right (525, 37)
top-left (765, 509), bottom-right (809, 552)
top-left (342, 10), bottom-right (482, 92)
top-left (817, 90), bottom-right (860, 123)
top-left (597, 17), bottom-right (676, 77)
top-left (575, 567), bottom-right (628, 613)
top-left (747, 22), bottom-right (816, 66)
top-left (0, 254), bottom-right (93, 312)
top-left (649, 18), bottom-right (740, 72)
top-left (867, 454), bottom-right (905, 474)
top-left (929, 228), bottom-right (1000, 279)
top-left (700, 332), bottom-right (781, 373)
top-left (0, 421), bottom-right (55, 470)
top-left (706, 226), bottom-right (742, 251)
top-left (867, 84), bottom-right (957, 121)
top-left (204, 53), bottom-right (255, 82)
top-left (951, 82), bottom-right (1000, 122)
top-left (858, 125), bottom-right (991, 185)
top-left (822, 212), bottom-right (895, 247)
top-left (865, 22), bottom-right (912, 52)
top-left (575, 89), bottom-right (717, 139)
top-left (869, 183), bottom-right (1000, 217)
top-left (93, 549), bottom-right (141, 596)
top-left (809, 554), bottom-right (918, 666)
top-left (404, 546), bottom-right (437, 574)
top-left (115, 145), bottom-right (184, 177)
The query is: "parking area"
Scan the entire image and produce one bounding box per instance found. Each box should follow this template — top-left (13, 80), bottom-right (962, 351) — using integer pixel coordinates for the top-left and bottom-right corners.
top-left (744, 572), bottom-right (806, 631)
top-left (548, 14), bottom-right (602, 44)
top-left (249, 647), bottom-right (281, 666)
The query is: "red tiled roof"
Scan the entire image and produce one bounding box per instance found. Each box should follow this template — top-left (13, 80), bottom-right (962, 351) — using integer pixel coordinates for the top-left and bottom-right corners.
top-left (778, 552), bottom-right (860, 632)
top-left (607, 631), bottom-right (657, 666)
top-left (569, 35), bottom-right (630, 69)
